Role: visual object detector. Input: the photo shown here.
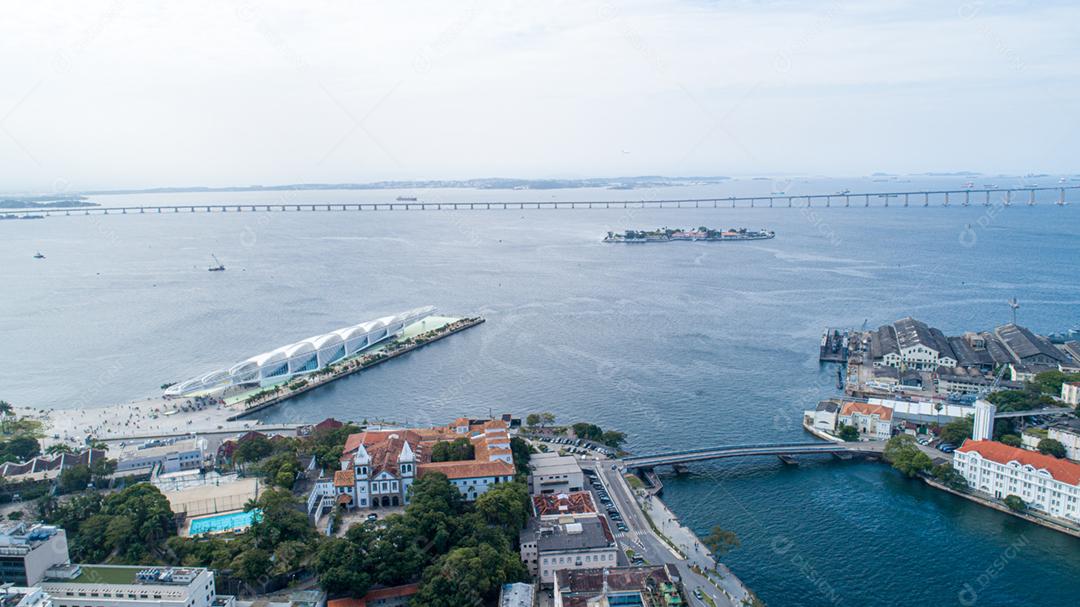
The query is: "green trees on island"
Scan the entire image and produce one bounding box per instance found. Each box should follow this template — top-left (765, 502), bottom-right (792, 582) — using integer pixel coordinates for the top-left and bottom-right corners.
top-left (883, 435), bottom-right (933, 478)
top-left (1037, 438), bottom-right (1067, 459)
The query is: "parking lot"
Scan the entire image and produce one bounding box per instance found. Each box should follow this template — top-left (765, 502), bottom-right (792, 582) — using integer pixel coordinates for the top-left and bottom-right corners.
top-left (525, 434), bottom-right (617, 458)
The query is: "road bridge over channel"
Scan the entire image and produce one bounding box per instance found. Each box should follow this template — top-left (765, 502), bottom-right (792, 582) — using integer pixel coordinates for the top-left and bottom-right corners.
top-left (622, 441), bottom-right (886, 469)
top-left (4, 186), bottom-right (1077, 218)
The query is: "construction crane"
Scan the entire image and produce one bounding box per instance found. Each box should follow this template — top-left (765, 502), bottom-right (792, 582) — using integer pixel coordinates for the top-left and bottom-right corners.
top-left (978, 362), bottom-right (1010, 399)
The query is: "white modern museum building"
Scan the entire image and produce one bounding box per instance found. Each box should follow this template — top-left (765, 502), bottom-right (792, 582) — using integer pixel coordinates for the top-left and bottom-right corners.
top-left (165, 306), bottom-right (435, 397)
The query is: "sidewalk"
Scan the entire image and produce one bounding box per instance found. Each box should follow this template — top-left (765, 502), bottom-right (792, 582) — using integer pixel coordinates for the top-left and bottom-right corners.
top-left (639, 491), bottom-right (753, 605)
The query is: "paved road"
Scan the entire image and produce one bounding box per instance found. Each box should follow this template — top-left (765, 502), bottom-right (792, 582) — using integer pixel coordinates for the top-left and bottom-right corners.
top-left (582, 460), bottom-right (736, 607)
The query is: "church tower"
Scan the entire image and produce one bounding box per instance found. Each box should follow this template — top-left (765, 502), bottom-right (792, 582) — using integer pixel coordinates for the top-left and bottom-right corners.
top-left (353, 442), bottom-right (371, 508)
top-left (398, 440), bottom-right (416, 503)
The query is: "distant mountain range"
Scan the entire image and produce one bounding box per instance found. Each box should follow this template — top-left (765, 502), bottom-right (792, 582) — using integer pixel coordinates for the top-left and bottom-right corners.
top-left (0, 196), bottom-right (97, 209)
top-left (73, 176), bottom-right (733, 196)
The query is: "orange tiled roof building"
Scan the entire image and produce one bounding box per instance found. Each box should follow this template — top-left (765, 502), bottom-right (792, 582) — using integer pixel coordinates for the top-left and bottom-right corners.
top-left (314, 418), bottom-right (517, 509)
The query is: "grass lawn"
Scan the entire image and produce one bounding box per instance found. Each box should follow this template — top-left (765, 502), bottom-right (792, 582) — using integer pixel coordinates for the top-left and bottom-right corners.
top-left (69, 565), bottom-right (142, 584)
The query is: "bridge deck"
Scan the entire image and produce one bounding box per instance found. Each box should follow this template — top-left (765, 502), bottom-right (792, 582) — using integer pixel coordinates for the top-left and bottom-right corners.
top-left (622, 441), bottom-right (885, 468)
top-left (993, 407), bottom-right (1073, 418)
top-left (4, 186), bottom-right (1076, 217)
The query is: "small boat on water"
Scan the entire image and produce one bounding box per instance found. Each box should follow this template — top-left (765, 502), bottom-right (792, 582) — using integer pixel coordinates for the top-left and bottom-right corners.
top-left (396, 196), bottom-right (418, 201)
top-left (208, 254), bottom-right (225, 272)
top-left (33, 251), bottom-right (45, 259)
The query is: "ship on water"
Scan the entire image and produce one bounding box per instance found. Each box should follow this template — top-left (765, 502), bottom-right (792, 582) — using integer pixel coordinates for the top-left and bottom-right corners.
top-left (603, 227), bottom-right (774, 243)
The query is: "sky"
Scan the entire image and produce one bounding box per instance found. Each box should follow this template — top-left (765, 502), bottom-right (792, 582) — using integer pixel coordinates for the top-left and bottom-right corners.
top-left (1, 1), bottom-right (1078, 192)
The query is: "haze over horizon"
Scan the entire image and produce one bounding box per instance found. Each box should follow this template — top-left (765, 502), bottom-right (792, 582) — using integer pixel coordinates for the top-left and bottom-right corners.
top-left (3, 1), bottom-right (1078, 192)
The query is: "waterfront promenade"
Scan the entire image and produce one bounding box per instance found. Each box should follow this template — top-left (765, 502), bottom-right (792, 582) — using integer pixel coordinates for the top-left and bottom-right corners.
top-left (577, 456), bottom-right (756, 607)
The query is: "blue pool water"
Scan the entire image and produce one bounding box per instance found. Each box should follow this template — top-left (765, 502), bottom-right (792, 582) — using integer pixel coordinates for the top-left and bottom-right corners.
top-left (188, 509), bottom-right (262, 535)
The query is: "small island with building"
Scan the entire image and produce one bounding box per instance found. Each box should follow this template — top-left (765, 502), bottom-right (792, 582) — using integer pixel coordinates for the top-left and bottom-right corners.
top-left (603, 227), bottom-right (774, 243)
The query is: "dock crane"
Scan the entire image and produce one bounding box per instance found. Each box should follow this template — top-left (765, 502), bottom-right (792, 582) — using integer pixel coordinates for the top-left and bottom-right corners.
top-left (1007, 298), bottom-right (1019, 325)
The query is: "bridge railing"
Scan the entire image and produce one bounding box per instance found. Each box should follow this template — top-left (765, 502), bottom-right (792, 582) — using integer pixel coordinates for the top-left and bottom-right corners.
top-left (623, 441), bottom-right (844, 462)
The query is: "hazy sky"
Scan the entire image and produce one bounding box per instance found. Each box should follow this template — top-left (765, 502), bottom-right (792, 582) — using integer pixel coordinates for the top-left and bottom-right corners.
top-left (2, 1), bottom-right (1077, 192)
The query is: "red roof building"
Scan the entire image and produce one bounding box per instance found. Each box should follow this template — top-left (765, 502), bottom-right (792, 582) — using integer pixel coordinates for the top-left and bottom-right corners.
top-left (533, 491), bottom-right (597, 519)
top-left (954, 439), bottom-right (1080, 523)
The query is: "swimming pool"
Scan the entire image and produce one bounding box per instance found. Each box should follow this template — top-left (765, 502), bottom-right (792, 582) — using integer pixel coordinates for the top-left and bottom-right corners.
top-left (188, 509), bottom-right (262, 535)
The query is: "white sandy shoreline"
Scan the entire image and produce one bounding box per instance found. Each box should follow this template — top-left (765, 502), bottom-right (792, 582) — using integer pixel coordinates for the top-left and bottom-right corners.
top-left (16, 396), bottom-right (261, 449)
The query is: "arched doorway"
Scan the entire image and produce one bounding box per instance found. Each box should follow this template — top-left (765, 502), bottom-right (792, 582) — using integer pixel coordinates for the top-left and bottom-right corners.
top-left (391, 496), bottom-right (400, 507)
top-left (381, 496), bottom-right (391, 507)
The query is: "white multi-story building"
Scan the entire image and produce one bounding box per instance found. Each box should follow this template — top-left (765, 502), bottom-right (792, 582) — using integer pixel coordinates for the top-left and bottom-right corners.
top-left (40, 565), bottom-right (232, 607)
top-left (1063, 382), bottom-right (1080, 406)
top-left (805, 401), bottom-right (840, 433)
top-left (0, 524), bottom-right (70, 587)
top-left (520, 518), bottom-right (618, 586)
top-left (890, 317), bottom-right (958, 370)
top-left (953, 440), bottom-right (1080, 522)
top-left (1022, 419), bottom-right (1080, 462)
top-left (972, 400), bottom-right (995, 442)
top-left (0, 586), bottom-right (53, 607)
top-left (116, 438), bottom-right (209, 474)
top-left (528, 453), bottom-right (585, 496)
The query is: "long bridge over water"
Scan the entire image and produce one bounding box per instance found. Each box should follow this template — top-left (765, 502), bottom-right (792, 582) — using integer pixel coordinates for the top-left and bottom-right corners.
top-left (622, 440), bottom-right (886, 469)
top-left (6, 185), bottom-right (1077, 218)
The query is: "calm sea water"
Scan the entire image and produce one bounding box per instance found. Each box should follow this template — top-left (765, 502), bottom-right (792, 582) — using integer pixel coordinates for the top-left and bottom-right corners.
top-left (2, 177), bottom-right (1079, 606)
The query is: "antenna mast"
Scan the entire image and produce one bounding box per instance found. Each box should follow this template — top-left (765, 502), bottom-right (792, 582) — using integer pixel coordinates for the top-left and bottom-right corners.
top-left (1007, 298), bottom-right (1019, 325)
